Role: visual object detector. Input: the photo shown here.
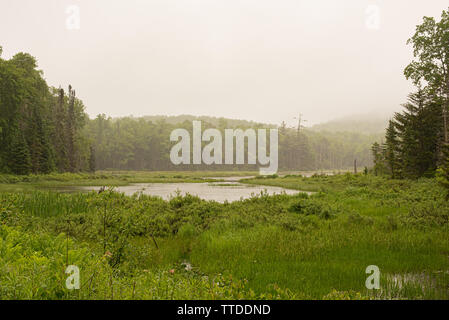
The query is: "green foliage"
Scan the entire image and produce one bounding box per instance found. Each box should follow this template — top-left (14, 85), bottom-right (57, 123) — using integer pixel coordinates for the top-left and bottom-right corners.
top-left (371, 142), bottom-right (387, 176)
top-left (436, 144), bottom-right (449, 199)
top-left (0, 48), bottom-right (93, 175)
top-left (0, 225), bottom-right (273, 300)
top-left (8, 131), bottom-right (31, 175)
top-left (404, 8), bottom-right (449, 93)
top-left (385, 120), bottom-right (400, 178)
top-left (88, 146), bottom-right (96, 173)
top-left (374, 91), bottom-right (444, 179)
top-left (0, 173), bottom-right (448, 300)
top-left (323, 290), bottom-right (371, 300)
top-left (375, 8), bottom-right (449, 179)
top-left (85, 114), bottom-right (377, 172)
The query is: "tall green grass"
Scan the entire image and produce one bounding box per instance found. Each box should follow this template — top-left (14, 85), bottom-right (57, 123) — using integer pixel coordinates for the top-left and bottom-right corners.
top-left (0, 191), bottom-right (92, 217)
top-left (0, 173), bottom-right (448, 299)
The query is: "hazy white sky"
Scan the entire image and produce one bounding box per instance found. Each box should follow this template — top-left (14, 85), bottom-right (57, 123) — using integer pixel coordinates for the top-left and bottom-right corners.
top-left (1, 0), bottom-right (448, 126)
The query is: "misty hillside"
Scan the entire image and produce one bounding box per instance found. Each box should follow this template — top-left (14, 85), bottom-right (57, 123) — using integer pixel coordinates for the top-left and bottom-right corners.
top-left (309, 114), bottom-right (389, 134)
top-left (84, 113), bottom-right (378, 171)
top-left (139, 115), bottom-right (275, 128)
top-left (118, 114), bottom-right (388, 136)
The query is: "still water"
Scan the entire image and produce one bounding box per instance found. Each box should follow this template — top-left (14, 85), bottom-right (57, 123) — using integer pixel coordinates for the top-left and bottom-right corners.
top-left (81, 179), bottom-right (302, 203)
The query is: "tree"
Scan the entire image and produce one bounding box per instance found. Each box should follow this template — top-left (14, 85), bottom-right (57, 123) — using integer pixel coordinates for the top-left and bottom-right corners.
top-left (371, 142), bottom-right (386, 176)
top-left (67, 85), bottom-right (76, 172)
top-left (385, 120), bottom-right (400, 178)
top-left (404, 8), bottom-right (449, 151)
top-left (53, 88), bottom-right (68, 172)
top-left (0, 47), bottom-right (91, 175)
top-left (377, 7), bottom-right (449, 180)
top-left (9, 130), bottom-right (31, 175)
top-left (30, 106), bottom-right (53, 173)
top-left (89, 145), bottom-right (96, 173)
top-left (392, 91), bottom-right (442, 178)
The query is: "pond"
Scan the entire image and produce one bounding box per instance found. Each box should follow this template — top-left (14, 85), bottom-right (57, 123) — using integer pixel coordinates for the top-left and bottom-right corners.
top-left (79, 178), bottom-right (304, 203)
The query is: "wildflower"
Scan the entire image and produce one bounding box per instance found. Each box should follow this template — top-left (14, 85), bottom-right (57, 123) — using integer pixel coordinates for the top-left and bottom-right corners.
top-left (169, 269), bottom-right (175, 274)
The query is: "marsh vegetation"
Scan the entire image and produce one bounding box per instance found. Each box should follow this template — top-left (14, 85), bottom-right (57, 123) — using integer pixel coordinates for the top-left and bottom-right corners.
top-left (0, 172), bottom-right (448, 299)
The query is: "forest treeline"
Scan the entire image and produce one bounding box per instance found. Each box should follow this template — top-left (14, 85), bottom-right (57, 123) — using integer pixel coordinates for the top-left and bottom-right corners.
top-left (373, 8), bottom-right (449, 190)
top-left (1, 45), bottom-right (378, 174)
top-left (0, 47), bottom-right (93, 175)
top-left (86, 114), bottom-right (378, 171)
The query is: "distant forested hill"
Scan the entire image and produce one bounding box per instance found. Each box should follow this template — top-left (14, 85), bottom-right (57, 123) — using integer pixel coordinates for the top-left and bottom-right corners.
top-left (140, 115), bottom-right (275, 129)
top-left (309, 114), bottom-right (389, 134)
top-left (87, 114), bottom-right (378, 171)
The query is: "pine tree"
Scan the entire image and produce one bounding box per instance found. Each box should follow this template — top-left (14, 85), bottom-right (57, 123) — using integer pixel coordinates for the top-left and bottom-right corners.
top-left (392, 91), bottom-right (442, 178)
top-left (385, 120), bottom-right (400, 178)
top-left (36, 113), bottom-right (53, 174)
top-left (1, 48), bottom-right (90, 175)
top-left (9, 130), bottom-right (31, 175)
top-left (27, 105), bottom-right (53, 174)
top-left (54, 88), bottom-right (68, 172)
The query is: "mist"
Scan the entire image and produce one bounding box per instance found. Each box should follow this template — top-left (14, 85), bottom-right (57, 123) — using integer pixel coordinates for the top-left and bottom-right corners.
top-left (1, 0), bottom-right (448, 126)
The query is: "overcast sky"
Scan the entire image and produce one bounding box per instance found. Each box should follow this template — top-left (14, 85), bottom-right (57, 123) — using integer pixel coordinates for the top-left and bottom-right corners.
top-left (1, 0), bottom-right (448, 126)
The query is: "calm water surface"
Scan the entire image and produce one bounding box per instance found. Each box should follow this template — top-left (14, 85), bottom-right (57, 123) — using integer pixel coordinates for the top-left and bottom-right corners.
top-left (81, 177), bottom-right (304, 203)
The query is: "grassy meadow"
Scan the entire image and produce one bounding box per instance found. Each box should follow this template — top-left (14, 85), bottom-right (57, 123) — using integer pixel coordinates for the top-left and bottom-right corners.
top-left (0, 172), bottom-right (448, 299)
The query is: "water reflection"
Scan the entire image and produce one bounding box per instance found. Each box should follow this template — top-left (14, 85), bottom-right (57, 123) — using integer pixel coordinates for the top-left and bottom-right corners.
top-left (82, 181), bottom-right (301, 203)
